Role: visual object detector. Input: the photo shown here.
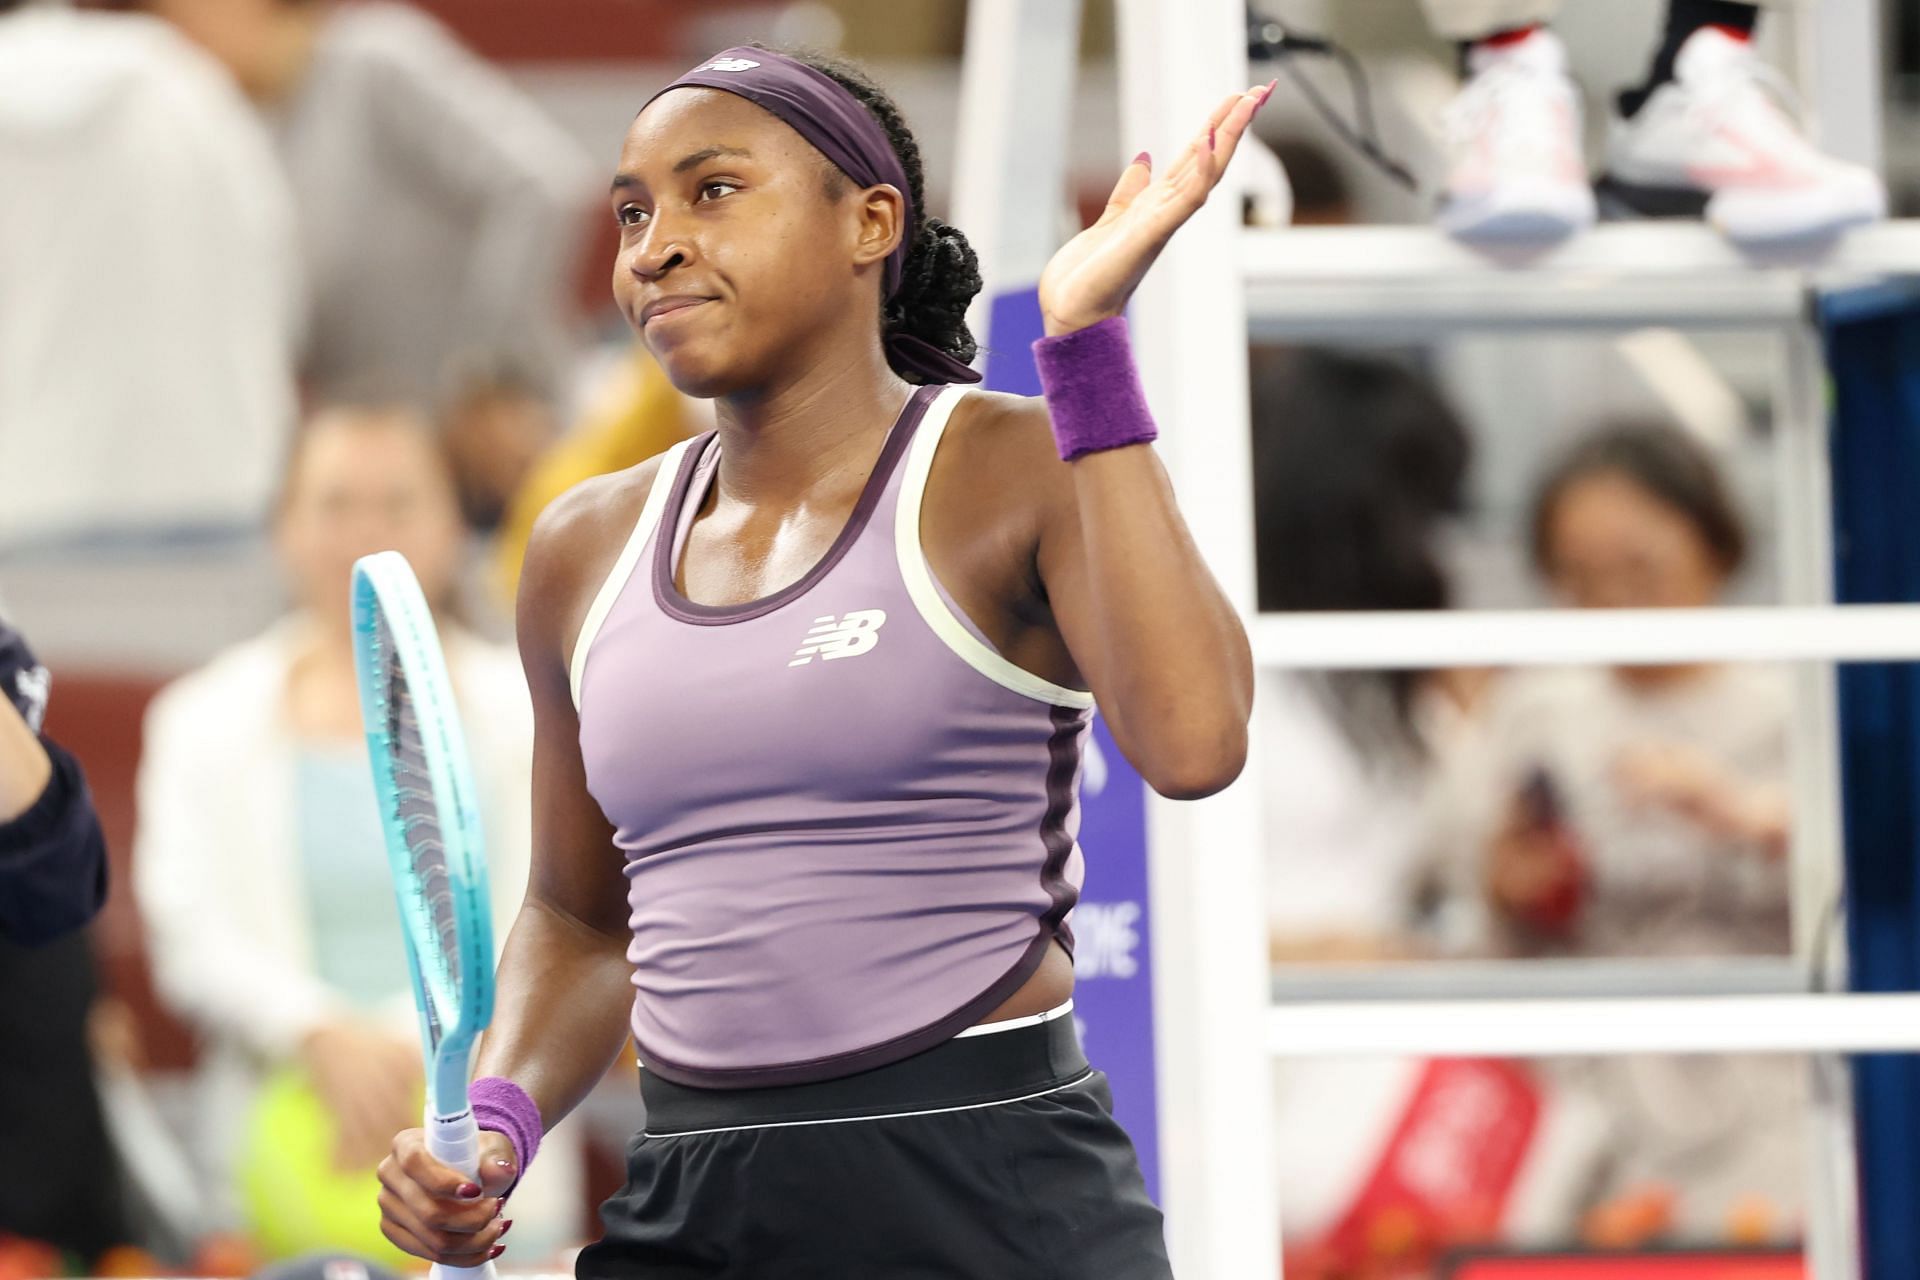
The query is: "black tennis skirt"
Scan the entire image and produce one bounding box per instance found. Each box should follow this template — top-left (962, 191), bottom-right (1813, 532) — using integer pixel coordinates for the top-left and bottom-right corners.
top-left (575, 1011), bottom-right (1173, 1279)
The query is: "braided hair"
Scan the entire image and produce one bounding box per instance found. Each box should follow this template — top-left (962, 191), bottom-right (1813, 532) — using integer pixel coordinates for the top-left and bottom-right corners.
top-left (762, 46), bottom-right (983, 381)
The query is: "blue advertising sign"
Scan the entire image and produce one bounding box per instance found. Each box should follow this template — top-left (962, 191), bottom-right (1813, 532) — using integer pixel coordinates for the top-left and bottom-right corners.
top-left (982, 287), bottom-right (1161, 1199)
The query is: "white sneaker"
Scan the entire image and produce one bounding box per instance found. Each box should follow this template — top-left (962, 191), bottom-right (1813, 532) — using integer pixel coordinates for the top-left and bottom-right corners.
top-left (1601, 26), bottom-right (1887, 246)
top-left (1437, 29), bottom-right (1597, 244)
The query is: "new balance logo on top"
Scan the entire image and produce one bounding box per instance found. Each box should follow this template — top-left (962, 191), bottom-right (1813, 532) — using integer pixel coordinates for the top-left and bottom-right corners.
top-left (14, 665), bottom-right (48, 733)
top-left (700, 57), bottom-right (761, 73)
top-left (790, 610), bottom-right (886, 666)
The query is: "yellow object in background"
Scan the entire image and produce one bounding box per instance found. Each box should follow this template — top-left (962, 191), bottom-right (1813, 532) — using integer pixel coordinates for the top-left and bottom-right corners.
top-left (239, 1070), bottom-right (419, 1267)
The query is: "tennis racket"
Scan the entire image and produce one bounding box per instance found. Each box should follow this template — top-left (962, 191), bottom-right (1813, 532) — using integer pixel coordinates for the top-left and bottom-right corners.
top-left (351, 551), bottom-right (497, 1280)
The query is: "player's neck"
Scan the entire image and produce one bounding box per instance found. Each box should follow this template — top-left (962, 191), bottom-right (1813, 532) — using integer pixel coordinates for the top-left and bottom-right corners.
top-left (711, 341), bottom-right (910, 508)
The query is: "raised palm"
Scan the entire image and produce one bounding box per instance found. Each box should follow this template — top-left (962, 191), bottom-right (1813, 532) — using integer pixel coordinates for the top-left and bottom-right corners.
top-left (1037, 81), bottom-right (1274, 336)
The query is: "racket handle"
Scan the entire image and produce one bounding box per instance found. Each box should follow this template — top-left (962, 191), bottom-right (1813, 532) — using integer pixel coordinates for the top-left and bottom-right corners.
top-left (426, 1107), bottom-right (500, 1280)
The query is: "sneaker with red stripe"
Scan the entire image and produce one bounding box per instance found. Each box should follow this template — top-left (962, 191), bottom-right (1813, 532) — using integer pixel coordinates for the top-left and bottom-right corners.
top-left (1600, 26), bottom-right (1886, 245)
top-left (1438, 28), bottom-right (1596, 245)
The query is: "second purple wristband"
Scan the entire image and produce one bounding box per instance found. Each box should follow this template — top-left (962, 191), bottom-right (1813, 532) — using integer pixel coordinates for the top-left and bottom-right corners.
top-left (470, 1075), bottom-right (543, 1187)
top-left (1031, 315), bottom-right (1159, 462)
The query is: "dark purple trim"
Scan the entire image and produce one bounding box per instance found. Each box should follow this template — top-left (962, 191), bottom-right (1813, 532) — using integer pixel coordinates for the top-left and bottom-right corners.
top-left (1038, 704), bottom-right (1089, 956)
top-left (652, 386), bottom-right (937, 626)
top-left (636, 928), bottom-right (1057, 1089)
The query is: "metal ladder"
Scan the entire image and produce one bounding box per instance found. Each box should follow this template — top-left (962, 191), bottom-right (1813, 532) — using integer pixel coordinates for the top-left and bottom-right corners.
top-left (954, 1), bottom-right (1915, 1274)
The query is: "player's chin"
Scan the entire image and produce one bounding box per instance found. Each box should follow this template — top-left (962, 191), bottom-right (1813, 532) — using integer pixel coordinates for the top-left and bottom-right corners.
top-left (650, 341), bottom-right (761, 401)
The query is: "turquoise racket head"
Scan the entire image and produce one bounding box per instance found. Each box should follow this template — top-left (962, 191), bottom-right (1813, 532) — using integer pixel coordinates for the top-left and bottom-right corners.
top-left (351, 551), bottom-right (495, 1119)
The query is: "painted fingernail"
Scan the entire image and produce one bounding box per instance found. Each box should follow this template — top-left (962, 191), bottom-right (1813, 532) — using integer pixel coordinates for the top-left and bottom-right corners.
top-left (499, 1220), bottom-right (514, 1239)
top-left (489, 1247), bottom-right (506, 1261)
top-left (1132, 151), bottom-right (1150, 168)
top-left (1258, 82), bottom-right (1276, 105)
top-left (1207, 126), bottom-right (1217, 150)
top-left (456, 1183), bottom-right (481, 1200)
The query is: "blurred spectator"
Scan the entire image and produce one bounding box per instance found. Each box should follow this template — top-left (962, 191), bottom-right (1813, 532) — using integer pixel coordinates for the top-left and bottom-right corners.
top-left (131, 403), bottom-right (577, 1259)
top-left (1456, 421), bottom-right (1789, 958)
top-left (491, 346), bottom-right (706, 603)
top-left (0, 611), bottom-right (135, 1262)
top-left (1252, 346), bottom-right (1475, 964)
top-left (1436, 421), bottom-right (1801, 1243)
top-left (122, 0), bottom-right (597, 429)
top-left (0, 0), bottom-right (298, 548)
top-left (442, 370), bottom-right (563, 533)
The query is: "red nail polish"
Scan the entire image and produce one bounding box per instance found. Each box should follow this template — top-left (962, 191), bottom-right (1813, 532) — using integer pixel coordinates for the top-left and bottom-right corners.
top-left (499, 1220), bottom-right (514, 1239)
top-left (456, 1182), bottom-right (481, 1200)
top-left (489, 1247), bottom-right (506, 1261)
top-left (1207, 126), bottom-right (1217, 150)
top-left (1132, 151), bottom-right (1150, 168)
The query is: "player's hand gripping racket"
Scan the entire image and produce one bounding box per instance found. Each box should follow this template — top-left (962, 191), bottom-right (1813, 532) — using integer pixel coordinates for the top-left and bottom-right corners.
top-left (352, 551), bottom-right (498, 1280)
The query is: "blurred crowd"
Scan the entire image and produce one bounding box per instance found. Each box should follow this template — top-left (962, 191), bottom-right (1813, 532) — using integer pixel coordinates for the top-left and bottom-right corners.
top-left (0, 1), bottom-right (1845, 1277)
top-left (1253, 346), bottom-right (1804, 1278)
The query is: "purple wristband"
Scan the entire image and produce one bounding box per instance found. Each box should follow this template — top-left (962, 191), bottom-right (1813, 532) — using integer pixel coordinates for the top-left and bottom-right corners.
top-left (470, 1077), bottom-right (543, 1183)
top-left (1031, 315), bottom-right (1158, 462)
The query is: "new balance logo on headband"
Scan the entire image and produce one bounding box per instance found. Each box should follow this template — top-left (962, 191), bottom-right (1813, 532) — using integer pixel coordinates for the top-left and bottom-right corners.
top-left (701, 58), bottom-right (761, 73)
top-left (790, 611), bottom-right (886, 666)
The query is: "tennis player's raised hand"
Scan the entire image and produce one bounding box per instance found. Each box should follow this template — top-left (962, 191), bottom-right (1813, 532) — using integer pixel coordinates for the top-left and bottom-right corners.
top-left (1036, 80), bottom-right (1275, 337)
top-left (377, 1126), bottom-right (519, 1265)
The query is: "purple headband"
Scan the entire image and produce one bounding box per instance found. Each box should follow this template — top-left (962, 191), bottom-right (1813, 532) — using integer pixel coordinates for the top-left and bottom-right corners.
top-left (647, 48), bottom-right (981, 385)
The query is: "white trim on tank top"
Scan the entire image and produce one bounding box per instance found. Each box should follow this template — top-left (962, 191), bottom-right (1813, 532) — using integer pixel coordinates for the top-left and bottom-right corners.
top-left (568, 436), bottom-right (698, 709)
top-left (897, 386), bottom-right (1097, 710)
top-left (951, 997), bottom-right (1075, 1038)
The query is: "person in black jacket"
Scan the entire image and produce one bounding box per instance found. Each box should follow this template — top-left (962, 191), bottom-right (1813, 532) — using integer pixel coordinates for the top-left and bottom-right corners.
top-left (0, 616), bottom-right (108, 943)
top-left (0, 614), bottom-right (134, 1260)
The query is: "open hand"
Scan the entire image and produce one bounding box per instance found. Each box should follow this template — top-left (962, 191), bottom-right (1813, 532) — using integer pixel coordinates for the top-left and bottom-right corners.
top-left (1037, 80), bottom-right (1274, 336)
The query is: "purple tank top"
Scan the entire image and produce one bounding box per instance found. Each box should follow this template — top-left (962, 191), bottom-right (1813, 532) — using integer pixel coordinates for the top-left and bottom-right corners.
top-left (571, 384), bottom-right (1095, 1088)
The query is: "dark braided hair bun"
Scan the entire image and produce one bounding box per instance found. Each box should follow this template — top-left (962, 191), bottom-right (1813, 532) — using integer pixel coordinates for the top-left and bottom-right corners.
top-left (888, 215), bottom-right (981, 373)
top-left (773, 47), bottom-right (984, 381)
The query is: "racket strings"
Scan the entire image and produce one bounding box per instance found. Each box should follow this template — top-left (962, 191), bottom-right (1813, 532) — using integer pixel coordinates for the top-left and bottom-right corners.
top-left (376, 617), bottom-right (464, 1030)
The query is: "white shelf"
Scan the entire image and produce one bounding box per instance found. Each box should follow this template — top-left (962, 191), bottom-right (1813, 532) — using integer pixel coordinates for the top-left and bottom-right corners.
top-left (1270, 992), bottom-right (1920, 1059)
top-left (1252, 604), bottom-right (1920, 671)
top-left (1242, 221), bottom-right (1920, 335)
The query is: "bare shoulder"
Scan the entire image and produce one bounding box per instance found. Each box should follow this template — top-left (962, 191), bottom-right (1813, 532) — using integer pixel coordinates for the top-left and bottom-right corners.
top-left (518, 456), bottom-right (670, 670)
top-left (945, 388), bottom-right (1055, 454)
top-left (938, 389), bottom-right (1069, 508)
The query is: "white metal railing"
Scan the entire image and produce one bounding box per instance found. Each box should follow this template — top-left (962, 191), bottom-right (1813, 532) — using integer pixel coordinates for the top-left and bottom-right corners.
top-left (975, 2), bottom-right (1902, 1275)
top-left (1251, 603), bottom-right (1920, 670)
top-left (1270, 993), bottom-right (1920, 1059)
top-left (1242, 222), bottom-right (1920, 335)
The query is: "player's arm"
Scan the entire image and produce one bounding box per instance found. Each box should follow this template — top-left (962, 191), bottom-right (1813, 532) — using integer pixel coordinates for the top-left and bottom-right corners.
top-left (379, 465), bottom-right (659, 1265)
top-left (1021, 82), bottom-right (1271, 800)
top-left (1018, 400), bottom-right (1252, 800)
top-left (0, 695), bottom-right (108, 945)
top-left (470, 464), bottom-right (655, 1122)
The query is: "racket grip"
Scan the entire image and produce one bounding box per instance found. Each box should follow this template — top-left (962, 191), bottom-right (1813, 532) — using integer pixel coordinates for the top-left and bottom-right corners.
top-left (426, 1108), bottom-right (499, 1280)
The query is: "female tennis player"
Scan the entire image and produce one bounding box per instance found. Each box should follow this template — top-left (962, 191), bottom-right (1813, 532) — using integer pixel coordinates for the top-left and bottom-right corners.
top-left (376, 46), bottom-right (1267, 1278)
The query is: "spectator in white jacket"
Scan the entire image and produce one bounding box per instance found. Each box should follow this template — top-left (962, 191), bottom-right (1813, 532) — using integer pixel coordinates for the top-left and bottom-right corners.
top-left (134, 401), bottom-right (579, 1258)
top-left (0, 0), bottom-right (298, 548)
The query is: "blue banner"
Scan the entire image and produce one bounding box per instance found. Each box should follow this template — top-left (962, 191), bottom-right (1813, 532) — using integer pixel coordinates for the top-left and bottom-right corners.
top-left (1822, 283), bottom-right (1920, 1280)
top-left (982, 288), bottom-right (1162, 1199)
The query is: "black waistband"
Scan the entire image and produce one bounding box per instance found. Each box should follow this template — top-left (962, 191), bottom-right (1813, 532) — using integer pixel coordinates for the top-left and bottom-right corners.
top-left (640, 1013), bottom-right (1089, 1135)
